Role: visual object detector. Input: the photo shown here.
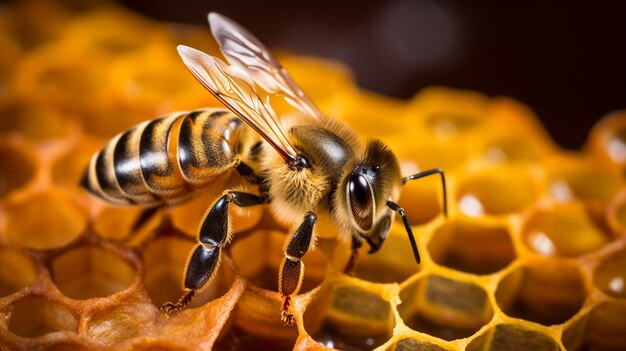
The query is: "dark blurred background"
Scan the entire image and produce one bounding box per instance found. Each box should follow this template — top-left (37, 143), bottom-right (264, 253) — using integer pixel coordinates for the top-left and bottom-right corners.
top-left (123, 0), bottom-right (625, 150)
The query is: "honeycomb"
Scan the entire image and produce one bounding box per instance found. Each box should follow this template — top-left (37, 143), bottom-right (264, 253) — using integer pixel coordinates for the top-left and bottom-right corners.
top-left (1, 2), bottom-right (625, 351)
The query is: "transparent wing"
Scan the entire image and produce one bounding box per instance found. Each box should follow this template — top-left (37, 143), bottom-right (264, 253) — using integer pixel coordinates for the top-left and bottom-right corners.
top-left (208, 12), bottom-right (323, 120)
top-left (177, 45), bottom-right (298, 163)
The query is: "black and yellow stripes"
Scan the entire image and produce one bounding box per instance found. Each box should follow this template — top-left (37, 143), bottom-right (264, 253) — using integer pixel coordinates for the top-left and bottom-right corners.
top-left (81, 108), bottom-right (249, 206)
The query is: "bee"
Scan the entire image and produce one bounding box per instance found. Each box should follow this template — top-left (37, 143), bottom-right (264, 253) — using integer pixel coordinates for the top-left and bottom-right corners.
top-left (81, 13), bottom-right (447, 326)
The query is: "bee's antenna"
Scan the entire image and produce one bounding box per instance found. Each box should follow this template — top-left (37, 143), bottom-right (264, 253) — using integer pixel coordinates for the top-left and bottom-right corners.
top-left (387, 201), bottom-right (420, 264)
top-left (402, 168), bottom-right (448, 218)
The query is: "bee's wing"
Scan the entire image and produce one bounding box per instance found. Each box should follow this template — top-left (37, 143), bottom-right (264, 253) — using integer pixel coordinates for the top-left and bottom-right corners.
top-left (177, 45), bottom-right (299, 164)
top-left (208, 12), bottom-right (323, 120)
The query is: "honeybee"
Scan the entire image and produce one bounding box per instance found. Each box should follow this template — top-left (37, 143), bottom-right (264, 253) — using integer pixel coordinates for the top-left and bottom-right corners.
top-left (81, 13), bottom-right (447, 326)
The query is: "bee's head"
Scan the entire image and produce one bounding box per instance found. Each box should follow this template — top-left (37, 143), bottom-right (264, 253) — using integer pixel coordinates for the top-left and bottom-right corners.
top-left (340, 140), bottom-right (402, 253)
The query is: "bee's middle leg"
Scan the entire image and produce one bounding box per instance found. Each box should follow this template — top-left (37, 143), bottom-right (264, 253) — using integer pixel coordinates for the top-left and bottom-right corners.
top-left (279, 212), bottom-right (317, 326)
top-left (160, 190), bottom-right (265, 316)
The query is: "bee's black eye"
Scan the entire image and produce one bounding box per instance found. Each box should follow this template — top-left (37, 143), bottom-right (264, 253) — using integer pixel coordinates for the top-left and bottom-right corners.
top-left (348, 173), bottom-right (374, 231)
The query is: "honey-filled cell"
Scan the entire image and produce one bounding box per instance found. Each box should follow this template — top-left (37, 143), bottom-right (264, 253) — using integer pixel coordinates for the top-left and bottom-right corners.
top-left (456, 166), bottom-right (538, 217)
top-left (585, 110), bottom-right (626, 168)
top-left (14, 41), bottom-right (110, 112)
top-left (548, 156), bottom-right (621, 202)
top-left (593, 248), bottom-right (626, 299)
top-left (61, 5), bottom-right (164, 58)
top-left (6, 191), bottom-right (87, 250)
top-left (409, 87), bottom-right (489, 139)
top-left (522, 202), bottom-right (614, 257)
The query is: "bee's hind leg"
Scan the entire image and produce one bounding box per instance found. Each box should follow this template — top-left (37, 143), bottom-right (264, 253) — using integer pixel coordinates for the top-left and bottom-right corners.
top-left (160, 191), bottom-right (265, 316)
top-left (279, 212), bottom-right (317, 326)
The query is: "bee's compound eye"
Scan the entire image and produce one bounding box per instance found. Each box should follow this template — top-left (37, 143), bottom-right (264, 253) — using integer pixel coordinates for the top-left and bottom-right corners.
top-left (348, 173), bottom-right (374, 231)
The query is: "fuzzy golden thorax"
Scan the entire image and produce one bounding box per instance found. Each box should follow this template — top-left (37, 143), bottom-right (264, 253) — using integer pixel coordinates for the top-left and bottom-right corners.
top-left (261, 115), bottom-right (360, 227)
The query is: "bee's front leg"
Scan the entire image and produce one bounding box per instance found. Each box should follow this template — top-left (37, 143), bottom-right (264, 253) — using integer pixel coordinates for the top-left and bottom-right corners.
top-left (161, 190), bottom-right (265, 316)
top-left (344, 235), bottom-right (363, 275)
top-left (279, 212), bottom-right (317, 326)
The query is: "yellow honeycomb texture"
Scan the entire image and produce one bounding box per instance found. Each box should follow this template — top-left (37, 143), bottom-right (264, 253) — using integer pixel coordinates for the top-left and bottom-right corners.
top-left (1, 2), bottom-right (626, 351)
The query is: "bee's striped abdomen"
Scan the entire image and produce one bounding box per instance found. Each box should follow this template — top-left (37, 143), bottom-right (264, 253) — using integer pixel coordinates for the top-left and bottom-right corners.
top-left (81, 108), bottom-right (245, 206)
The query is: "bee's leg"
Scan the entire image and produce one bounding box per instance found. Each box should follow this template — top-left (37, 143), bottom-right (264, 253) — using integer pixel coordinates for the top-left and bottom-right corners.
top-left (160, 191), bottom-right (265, 316)
top-left (344, 235), bottom-right (363, 275)
top-left (279, 212), bottom-right (317, 326)
top-left (113, 205), bottom-right (162, 246)
top-left (131, 205), bottom-right (162, 232)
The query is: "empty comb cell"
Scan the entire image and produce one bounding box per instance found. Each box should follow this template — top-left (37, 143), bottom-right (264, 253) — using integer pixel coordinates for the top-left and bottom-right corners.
top-left (399, 275), bottom-right (493, 341)
top-left (495, 259), bottom-right (587, 326)
top-left (428, 218), bottom-right (516, 275)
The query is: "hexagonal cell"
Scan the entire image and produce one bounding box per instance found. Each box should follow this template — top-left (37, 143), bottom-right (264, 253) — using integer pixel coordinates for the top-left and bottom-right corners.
top-left (50, 246), bottom-right (136, 299)
top-left (390, 338), bottom-right (451, 351)
top-left (522, 203), bottom-right (614, 257)
top-left (0, 99), bottom-right (69, 141)
top-left (0, 142), bottom-right (37, 198)
top-left (341, 91), bottom-right (409, 138)
top-left (230, 230), bottom-right (325, 293)
top-left (7, 297), bottom-right (77, 338)
top-left (397, 162), bottom-right (445, 225)
top-left (495, 259), bottom-right (587, 326)
top-left (51, 139), bottom-right (100, 189)
top-left (466, 324), bottom-right (559, 351)
top-left (0, 247), bottom-right (37, 297)
top-left (79, 102), bottom-right (151, 139)
top-left (354, 224), bottom-right (421, 284)
top-left (412, 87), bottom-right (489, 138)
top-left (304, 282), bottom-right (394, 350)
top-left (110, 44), bottom-right (207, 111)
top-left (482, 135), bottom-right (544, 163)
top-left (214, 325), bottom-right (296, 351)
top-left (93, 205), bottom-right (162, 243)
top-left (593, 248), bottom-right (626, 298)
top-left (399, 275), bottom-right (493, 341)
top-left (428, 219), bottom-right (515, 275)
top-left (6, 191), bottom-right (87, 250)
top-left (144, 236), bottom-right (236, 308)
top-left (63, 6), bottom-right (159, 57)
top-left (548, 159), bottom-right (621, 202)
top-left (562, 300), bottom-right (626, 351)
top-left (396, 140), bottom-right (468, 174)
top-left (586, 110), bottom-right (626, 166)
top-left (15, 42), bottom-right (109, 110)
top-left (456, 167), bottom-right (538, 217)
top-left (607, 191), bottom-right (626, 236)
